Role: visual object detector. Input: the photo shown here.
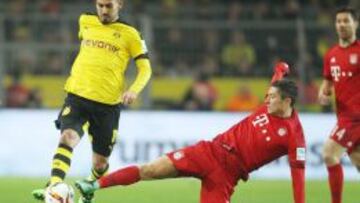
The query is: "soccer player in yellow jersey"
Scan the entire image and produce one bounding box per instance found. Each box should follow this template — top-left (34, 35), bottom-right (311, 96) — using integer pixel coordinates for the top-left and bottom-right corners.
top-left (32, 0), bottom-right (152, 202)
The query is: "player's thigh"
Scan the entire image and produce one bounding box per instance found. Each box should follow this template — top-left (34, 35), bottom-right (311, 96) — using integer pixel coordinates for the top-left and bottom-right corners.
top-left (323, 139), bottom-right (346, 159)
top-left (88, 104), bottom-right (121, 157)
top-left (58, 95), bottom-right (89, 137)
top-left (200, 173), bottom-right (234, 203)
top-left (140, 156), bottom-right (178, 180)
top-left (323, 123), bottom-right (353, 159)
top-left (329, 122), bottom-right (360, 153)
top-left (92, 151), bottom-right (109, 169)
top-left (167, 141), bottom-right (215, 178)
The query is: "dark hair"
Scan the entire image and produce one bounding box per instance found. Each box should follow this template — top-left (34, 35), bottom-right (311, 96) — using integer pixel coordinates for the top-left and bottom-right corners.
top-left (271, 79), bottom-right (298, 107)
top-left (336, 7), bottom-right (358, 21)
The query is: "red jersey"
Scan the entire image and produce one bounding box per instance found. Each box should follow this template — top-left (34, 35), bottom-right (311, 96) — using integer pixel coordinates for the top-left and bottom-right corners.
top-left (213, 105), bottom-right (306, 174)
top-left (323, 40), bottom-right (360, 122)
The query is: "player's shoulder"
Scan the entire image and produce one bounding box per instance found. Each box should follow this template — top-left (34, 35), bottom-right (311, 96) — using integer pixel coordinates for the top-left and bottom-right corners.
top-left (289, 110), bottom-right (304, 134)
top-left (354, 40), bottom-right (360, 48)
top-left (248, 105), bottom-right (267, 118)
top-left (79, 12), bottom-right (98, 22)
top-left (289, 110), bottom-right (301, 123)
top-left (115, 20), bottom-right (141, 36)
top-left (325, 44), bottom-right (341, 56)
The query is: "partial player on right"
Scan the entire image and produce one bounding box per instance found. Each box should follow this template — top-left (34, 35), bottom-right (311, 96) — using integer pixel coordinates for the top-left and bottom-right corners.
top-left (319, 7), bottom-right (360, 203)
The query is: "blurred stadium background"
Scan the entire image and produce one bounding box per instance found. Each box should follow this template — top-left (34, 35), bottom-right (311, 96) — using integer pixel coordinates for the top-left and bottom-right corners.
top-left (1, 0), bottom-right (360, 202)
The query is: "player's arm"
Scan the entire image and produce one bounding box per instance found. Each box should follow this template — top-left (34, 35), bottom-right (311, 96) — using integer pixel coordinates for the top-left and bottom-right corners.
top-left (254, 61), bottom-right (291, 111)
top-left (290, 165), bottom-right (305, 203)
top-left (262, 61), bottom-right (290, 102)
top-left (123, 30), bottom-right (152, 105)
top-left (288, 128), bottom-right (306, 203)
top-left (78, 14), bottom-right (90, 40)
top-left (318, 52), bottom-right (333, 105)
top-left (271, 61), bottom-right (290, 84)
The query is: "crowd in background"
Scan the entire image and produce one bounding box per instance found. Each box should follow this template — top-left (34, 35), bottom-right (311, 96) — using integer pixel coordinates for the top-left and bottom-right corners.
top-left (0, 0), bottom-right (356, 110)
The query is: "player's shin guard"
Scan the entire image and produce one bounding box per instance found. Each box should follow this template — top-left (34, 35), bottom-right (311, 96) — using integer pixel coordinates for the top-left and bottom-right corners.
top-left (87, 164), bottom-right (109, 181)
top-left (327, 164), bottom-right (343, 203)
top-left (50, 143), bottom-right (73, 184)
top-left (98, 166), bottom-right (140, 188)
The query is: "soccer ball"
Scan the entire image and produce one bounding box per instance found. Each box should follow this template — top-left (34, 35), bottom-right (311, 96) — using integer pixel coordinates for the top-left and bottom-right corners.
top-left (45, 182), bottom-right (74, 203)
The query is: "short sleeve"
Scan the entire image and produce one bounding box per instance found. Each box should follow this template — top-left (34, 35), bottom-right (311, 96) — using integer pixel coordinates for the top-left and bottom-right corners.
top-left (128, 29), bottom-right (148, 59)
top-left (78, 14), bottom-right (85, 40)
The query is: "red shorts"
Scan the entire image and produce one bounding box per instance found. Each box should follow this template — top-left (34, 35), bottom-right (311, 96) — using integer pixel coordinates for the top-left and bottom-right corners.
top-left (167, 140), bottom-right (247, 203)
top-left (329, 121), bottom-right (360, 153)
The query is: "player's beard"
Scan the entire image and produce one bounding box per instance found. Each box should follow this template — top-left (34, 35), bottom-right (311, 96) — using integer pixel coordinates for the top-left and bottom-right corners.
top-left (100, 14), bottom-right (119, 24)
top-left (100, 15), bottom-right (110, 23)
top-left (338, 28), bottom-right (355, 42)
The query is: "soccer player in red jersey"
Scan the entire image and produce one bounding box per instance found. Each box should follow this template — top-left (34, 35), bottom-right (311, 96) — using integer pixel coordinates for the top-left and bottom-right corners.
top-left (76, 62), bottom-right (305, 203)
top-left (319, 7), bottom-right (360, 203)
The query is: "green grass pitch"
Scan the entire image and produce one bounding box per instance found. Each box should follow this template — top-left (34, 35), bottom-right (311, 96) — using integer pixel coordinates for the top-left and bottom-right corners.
top-left (0, 177), bottom-right (358, 203)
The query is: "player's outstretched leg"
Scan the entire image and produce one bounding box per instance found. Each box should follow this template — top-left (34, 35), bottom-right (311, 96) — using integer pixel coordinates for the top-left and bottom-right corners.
top-left (75, 165), bottom-right (140, 200)
top-left (75, 165), bottom-right (140, 203)
top-left (75, 156), bottom-right (177, 200)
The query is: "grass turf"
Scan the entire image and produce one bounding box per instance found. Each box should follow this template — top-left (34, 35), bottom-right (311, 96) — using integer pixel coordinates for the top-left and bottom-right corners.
top-left (0, 177), bottom-right (358, 203)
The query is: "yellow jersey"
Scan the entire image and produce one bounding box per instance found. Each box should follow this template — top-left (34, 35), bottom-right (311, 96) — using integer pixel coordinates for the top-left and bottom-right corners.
top-left (65, 13), bottom-right (151, 105)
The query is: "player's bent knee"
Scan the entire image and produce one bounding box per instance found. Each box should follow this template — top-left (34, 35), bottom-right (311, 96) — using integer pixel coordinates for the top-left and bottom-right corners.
top-left (93, 160), bottom-right (108, 171)
top-left (322, 140), bottom-right (348, 166)
top-left (60, 129), bottom-right (80, 147)
top-left (322, 155), bottom-right (336, 166)
top-left (322, 150), bottom-right (339, 166)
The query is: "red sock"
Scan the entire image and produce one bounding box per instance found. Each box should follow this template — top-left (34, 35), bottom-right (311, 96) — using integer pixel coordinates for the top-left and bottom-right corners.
top-left (327, 164), bottom-right (343, 203)
top-left (98, 166), bottom-right (140, 188)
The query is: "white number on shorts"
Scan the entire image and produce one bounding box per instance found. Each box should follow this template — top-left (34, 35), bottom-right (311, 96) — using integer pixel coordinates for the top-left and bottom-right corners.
top-left (335, 128), bottom-right (346, 140)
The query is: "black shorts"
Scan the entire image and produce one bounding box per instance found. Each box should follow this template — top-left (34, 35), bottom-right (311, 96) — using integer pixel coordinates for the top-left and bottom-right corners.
top-left (57, 93), bottom-right (121, 157)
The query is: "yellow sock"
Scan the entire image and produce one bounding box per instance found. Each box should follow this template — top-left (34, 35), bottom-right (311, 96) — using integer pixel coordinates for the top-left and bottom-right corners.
top-left (50, 143), bottom-right (73, 184)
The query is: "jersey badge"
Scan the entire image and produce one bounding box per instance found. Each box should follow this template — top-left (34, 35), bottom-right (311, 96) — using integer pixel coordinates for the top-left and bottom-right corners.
top-left (350, 53), bottom-right (358, 65)
top-left (173, 151), bottom-right (184, 160)
top-left (61, 106), bottom-right (71, 116)
top-left (113, 32), bottom-right (121, 39)
top-left (330, 57), bottom-right (336, 63)
top-left (296, 148), bottom-right (306, 161)
top-left (277, 127), bottom-right (287, 136)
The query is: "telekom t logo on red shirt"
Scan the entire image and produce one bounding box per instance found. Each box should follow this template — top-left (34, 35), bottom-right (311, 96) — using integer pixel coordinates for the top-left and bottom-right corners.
top-left (330, 65), bottom-right (341, 82)
top-left (252, 114), bottom-right (269, 127)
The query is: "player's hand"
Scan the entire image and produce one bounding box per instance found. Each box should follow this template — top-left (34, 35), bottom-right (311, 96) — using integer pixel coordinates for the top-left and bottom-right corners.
top-left (271, 61), bottom-right (290, 83)
top-left (122, 91), bottom-right (138, 106)
top-left (274, 61), bottom-right (290, 75)
top-left (318, 91), bottom-right (331, 105)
